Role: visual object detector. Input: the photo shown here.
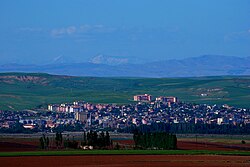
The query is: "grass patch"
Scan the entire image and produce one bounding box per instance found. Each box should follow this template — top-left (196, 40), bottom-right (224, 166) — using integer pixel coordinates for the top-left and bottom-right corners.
top-left (0, 150), bottom-right (250, 157)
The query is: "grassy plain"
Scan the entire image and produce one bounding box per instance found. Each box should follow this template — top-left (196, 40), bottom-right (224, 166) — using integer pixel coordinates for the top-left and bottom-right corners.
top-left (177, 134), bottom-right (250, 144)
top-left (1, 150), bottom-right (250, 157)
top-left (0, 73), bottom-right (250, 110)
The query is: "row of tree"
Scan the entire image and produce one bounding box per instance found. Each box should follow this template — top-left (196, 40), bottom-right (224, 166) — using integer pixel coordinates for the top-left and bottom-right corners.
top-left (119, 122), bottom-right (250, 134)
top-left (81, 130), bottom-right (112, 148)
top-left (169, 123), bottom-right (250, 134)
top-left (39, 134), bottom-right (49, 149)
top-left (55, 132), bottom-right (63, 148)
top-left (133, 130), bottom-right (177, 149)
top-left (39, 131), bottom-right (112, 150)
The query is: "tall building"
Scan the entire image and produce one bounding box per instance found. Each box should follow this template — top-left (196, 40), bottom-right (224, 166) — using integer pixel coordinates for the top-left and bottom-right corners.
top-left (134, 94), bottom-right (152, 101)
top-left (75, 112), bottom-right (88, 123)
top-left (156, 96), bottom-right (178, 103)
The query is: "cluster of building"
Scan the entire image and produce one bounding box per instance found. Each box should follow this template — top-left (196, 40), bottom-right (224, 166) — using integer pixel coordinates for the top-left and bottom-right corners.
top-left (1, 94), bottom-right (250, 131)
top-left (48, 95), bottom-right (177, 113)
top-left (0, 109), bottom-right (76, 130)
top-left (133, 94), bottom-right (178, 103)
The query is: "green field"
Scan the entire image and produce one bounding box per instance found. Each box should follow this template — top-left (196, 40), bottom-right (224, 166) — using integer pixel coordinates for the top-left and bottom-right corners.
top-left (1, 150), bottom-right (250, 157)
top-left (0, 72), bottom-right (250, 110)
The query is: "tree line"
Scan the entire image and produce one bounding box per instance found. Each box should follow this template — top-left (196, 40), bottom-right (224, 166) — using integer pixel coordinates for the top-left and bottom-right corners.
top-left (39, 134), bottom-right (49, 149)
top-left (133, 129), bottom-right (177, 149)
top-left (39, 131), bottom-right (112, 150)
top-left (81, 130), bottom-right (112, 148)
top-left (119, 122), bottom-right (250, 134)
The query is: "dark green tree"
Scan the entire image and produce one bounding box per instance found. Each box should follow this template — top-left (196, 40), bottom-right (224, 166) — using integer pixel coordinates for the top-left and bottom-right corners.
top-left (39, 137), bottom-right (45, 149)
top-left (114, 142), bottom-right (120, 150)
top-left (105, 131), bottom-right (111, 147)
top-left (46, 137), bottom-right (50, 149)
top-left (99, 131), bottom-right (105, 148)
top-left (55, 132), bottom-right (59, 147)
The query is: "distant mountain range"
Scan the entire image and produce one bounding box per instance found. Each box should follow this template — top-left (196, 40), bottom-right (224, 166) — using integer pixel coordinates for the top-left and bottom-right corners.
top-left (90, 54), bottom-right (129, 65)
top-left (1, 55), bottom-right (250, 77)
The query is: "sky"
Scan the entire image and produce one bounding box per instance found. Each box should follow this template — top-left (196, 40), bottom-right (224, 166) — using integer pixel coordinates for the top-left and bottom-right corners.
top-left (0, 0), bottom-right (250, 65)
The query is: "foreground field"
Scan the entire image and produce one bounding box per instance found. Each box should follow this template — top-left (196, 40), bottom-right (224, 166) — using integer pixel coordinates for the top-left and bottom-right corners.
top-left (1, 73), bottom-right (250, 110)
top-left (1, 133), bottom-right (250, 167)
top-left (1, 154), bottom-right (250, 167)
top-left (1, 133), bottom-right (250, 152)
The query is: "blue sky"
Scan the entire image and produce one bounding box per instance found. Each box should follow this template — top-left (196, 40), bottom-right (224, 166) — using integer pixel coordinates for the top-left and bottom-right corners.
top-left (0, 0), bottom-right (250, 65)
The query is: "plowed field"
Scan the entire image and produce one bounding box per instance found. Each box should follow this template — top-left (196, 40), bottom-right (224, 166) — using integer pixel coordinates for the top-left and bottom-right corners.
top-left (1, 155), bottom-right (250, 167)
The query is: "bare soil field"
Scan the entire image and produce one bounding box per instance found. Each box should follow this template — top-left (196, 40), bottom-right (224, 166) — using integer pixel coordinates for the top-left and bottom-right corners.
top-left (1, 134), bottom-right (250, 167)
top-left (1, 155), bottom-right (250, 167)
top-left (114, 139), bottom-right (250, 151)
top-left (0, 137), bottom-right (40, 152)
top-left (0, 141), bottom-right (38, 152)
top-left (178, 141), bottom-right (250, 151)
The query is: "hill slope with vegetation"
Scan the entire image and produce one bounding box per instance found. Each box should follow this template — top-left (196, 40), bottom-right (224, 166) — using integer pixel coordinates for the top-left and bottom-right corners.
top-left (0, 73), bottom-right (250, 110)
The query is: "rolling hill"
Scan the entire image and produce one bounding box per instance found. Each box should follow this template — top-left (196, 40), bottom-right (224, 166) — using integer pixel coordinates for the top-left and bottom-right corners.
top-left (0, 73), bottom-right (250, 110)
